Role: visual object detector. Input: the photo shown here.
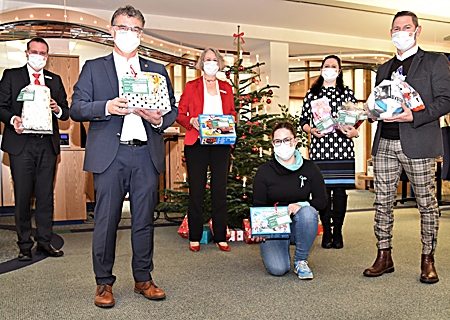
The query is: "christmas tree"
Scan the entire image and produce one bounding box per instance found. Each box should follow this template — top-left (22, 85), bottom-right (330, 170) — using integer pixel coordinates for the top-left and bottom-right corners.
top-left (156, 27), bottom-right (308, 227)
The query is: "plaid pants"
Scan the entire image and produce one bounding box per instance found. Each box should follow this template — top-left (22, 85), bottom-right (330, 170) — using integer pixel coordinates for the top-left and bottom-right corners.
top-left (373, 138), bottom-right (439, 254)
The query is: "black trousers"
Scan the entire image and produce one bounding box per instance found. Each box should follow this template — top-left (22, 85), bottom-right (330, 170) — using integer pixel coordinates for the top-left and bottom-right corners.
top-left (184, 141), bottom-right (230, 242)
top-left (320, 187), bottom-right (348, 226)
top-left (9, 135), bottom-right (56, 250)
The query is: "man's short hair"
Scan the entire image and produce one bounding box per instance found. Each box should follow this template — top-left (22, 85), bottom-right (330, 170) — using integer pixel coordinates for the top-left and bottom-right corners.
top-left (27, 37), bottom-right (49, 52)
top-left (392, 11), bottom-right (419, 28)
top-left (111, 5), bottom-right (145, 27)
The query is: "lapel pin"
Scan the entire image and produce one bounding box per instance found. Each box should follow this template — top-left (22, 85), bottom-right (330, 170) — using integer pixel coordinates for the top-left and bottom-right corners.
top-left (144, 64), bottom-right (148, 68)
top-left (44, 75), bottom-right (52, 79)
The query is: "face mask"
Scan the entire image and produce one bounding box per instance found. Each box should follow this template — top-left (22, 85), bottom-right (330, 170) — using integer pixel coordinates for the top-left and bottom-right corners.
top-left (274, 143), bottom-right (296, 161)
top-left (321, 68), bottom-right (339, 83)
top-left (114, 30), bottom-right (140, 53)
top-left (392, 28), bottom-right (417, 51)
top-left (203, 61), bottom-right (219, 76)
top-left (27, 54), bottom-right (46, 71)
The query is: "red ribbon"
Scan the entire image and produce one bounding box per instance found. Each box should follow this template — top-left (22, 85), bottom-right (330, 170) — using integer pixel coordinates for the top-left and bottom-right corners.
top-left (233, 32), bottom-right (245, 44)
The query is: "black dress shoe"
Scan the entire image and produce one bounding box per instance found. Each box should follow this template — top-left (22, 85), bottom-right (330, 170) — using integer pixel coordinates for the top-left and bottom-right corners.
top-left (36, 244), bottom-right (64, 257)
top-left (18, 249), bottom-right (32, 261)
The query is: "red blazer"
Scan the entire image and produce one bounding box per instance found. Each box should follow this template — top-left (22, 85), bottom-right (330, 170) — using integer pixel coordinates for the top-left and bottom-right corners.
top-left (177, 77), bottom-right (236, 145)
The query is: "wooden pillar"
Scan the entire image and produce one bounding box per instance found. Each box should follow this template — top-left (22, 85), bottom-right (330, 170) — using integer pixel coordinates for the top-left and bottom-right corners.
top-left (304, 61), bottom-right (310, 95)
top-left (350, 69), bottom-right (356, 91)
top-left (362, 69), bottom-right (372, 172)
top-left (181, 65), bottom-right (187, 91)
top-left (168, 65), bottom-right (175, 85)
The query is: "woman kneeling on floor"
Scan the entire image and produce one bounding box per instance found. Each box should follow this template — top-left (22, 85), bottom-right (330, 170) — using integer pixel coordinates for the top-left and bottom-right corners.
top-left (252, 122), bottom-right (327, 279)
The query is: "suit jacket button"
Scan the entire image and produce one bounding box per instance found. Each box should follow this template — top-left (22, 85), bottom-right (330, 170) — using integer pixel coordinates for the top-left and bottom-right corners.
top-left (116, 133), bottom-right (120, 137)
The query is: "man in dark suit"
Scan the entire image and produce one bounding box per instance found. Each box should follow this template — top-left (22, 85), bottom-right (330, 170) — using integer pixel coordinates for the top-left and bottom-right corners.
top-left (0, 37), bottom-right (69, 261)
top-left (70, 5), bottom-right (177, 308)
top-left (363, 11), bottom-right (450, 283)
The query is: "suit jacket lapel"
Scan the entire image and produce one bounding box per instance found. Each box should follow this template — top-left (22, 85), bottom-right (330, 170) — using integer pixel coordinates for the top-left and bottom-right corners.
top-left (103, 54), bottom-right (119, 95)
top-left (407, 47), bottom-right (424, 80)
top-left (19, 65), bottom-right (30, 88)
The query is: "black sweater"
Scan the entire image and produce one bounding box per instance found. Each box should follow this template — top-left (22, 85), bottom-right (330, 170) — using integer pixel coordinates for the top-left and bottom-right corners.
top-left (253, 157), bottom-right (327, 211)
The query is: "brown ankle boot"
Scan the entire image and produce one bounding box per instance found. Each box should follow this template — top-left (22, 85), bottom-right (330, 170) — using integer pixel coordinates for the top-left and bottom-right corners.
top-left (420, 254), bottom-right (439, 284)
top-left (363, 248), bottom-right (394, 277)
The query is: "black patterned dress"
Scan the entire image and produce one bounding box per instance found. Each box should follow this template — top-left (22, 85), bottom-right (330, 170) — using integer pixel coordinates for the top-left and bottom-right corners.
top-left (299, 85), bottom-right (357, 188)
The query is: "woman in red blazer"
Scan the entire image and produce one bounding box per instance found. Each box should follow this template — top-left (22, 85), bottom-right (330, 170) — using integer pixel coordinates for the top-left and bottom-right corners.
top-left (177, 47), bottom-right (236, 252)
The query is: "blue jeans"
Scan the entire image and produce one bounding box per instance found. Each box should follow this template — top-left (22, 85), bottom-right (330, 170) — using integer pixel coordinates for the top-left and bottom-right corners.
top-left (259, 206), bottom-right (318, 276)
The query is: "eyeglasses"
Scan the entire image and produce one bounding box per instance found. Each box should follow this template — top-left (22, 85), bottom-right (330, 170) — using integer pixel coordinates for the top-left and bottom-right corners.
top-left (113, 25), bottom-right (143, 35)
top-left (272, 137), bottom-right (294, 146)
top-left (28, 50), bottom-right (48, 57)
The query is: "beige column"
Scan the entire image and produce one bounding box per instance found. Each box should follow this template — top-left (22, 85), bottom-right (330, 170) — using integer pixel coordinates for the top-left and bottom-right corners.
top-left (253, 42), bottom-right (289, 113)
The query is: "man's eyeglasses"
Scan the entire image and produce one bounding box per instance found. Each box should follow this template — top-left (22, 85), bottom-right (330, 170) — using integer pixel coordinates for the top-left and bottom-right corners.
top-left (113, 25), bottom-right (143, 35)
top-left (272, 137), bottom-right (294, 146)
top-left (28, 50), bottom-right (48, 57)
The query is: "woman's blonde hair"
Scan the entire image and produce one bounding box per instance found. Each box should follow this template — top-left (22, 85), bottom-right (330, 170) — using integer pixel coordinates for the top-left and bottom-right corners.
top-left (195, 47), bottom-right (226, 71)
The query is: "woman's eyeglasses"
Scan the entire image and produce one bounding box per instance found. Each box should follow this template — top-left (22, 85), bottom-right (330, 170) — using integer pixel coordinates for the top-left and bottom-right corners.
top-left (272, 137), bottom-right (294, 146)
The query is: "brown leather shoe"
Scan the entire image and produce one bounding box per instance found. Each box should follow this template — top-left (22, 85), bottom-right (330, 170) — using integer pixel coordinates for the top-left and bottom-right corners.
top-left (134, 280), bottom-right (166, 300)
top-left (363, 248), bottom-right (394, 277)
top-left (420, 254), bottom-right (439, 284)
top-left (94, 284), bottom-right (115, 308)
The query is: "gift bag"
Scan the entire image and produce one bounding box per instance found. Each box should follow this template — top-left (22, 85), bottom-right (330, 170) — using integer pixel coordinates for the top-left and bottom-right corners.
top-left (177, 215), bottom-right (189, 239)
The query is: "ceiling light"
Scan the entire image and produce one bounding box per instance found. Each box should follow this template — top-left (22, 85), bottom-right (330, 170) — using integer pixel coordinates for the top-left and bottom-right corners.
top-left (150, 40), bottom-right (154, 44)
top-left (80, 17), bottom-right (83, 21)
top-left (160, 43), bottom-right (163, 46)
top-left (46, 14), bottom-right (50, 17)
top-left (178, 48), bottom-right (181, 51)
top-left (30, 14), bottom-right (34, 18)
top-left (93, 21), bottom-right (97, 24)
top-left (15, 17), bottom-right (19, 20)
top-left (64, 15), bottom-right (67, 18)
top-left (187, 50), bottom-right (190, 54)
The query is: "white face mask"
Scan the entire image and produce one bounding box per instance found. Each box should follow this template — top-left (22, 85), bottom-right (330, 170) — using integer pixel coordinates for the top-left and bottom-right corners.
top-left (114, 30), bottom-right (140, 53)
top-left (203, 61), bottom-right (219, 76)
top-left (274, 143), bottom-right (296, 161)
top-left (392, 28), bottom-right (417, 52)
top-left (27, 54), bottom-right (46, 71)
top-left (321, 68), bottom-right (339, 83)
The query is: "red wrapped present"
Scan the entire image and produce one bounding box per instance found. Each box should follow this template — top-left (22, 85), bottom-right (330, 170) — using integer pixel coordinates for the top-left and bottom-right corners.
top-left (208, 218), bottom-right (231, 240)
top-left (242, 218), bottom-right (254, 244)
top-left (177, 215), bottom-right (189, 239)
top-left (317, 222), bottom-right (323, 236)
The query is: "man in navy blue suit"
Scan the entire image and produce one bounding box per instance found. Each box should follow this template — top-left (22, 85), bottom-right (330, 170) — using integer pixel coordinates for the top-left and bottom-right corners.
top-left (70, 5), bottom-right (177, 308)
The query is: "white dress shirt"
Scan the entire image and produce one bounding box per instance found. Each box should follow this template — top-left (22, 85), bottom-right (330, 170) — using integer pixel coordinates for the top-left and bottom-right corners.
top-left (202, 78), bottom-right (223, 115)
top-left (111, 51), bottom-right (148, 142)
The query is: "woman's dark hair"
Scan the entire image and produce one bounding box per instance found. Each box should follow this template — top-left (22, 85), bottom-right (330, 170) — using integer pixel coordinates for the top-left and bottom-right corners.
top-left (310, 55), bottom-right (345, 96)
top-left (272, 122), bottom-right (296, 138)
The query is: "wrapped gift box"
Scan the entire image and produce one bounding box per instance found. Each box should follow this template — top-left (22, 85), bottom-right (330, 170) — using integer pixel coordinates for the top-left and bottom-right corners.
top-left (121, 72), bottom-right (171, 115)
top-left (242, 219), bottom-right (254, 244)
top-left (229, 228), bottom-right (244, 242)
top-left (311, 97), bottom-right (335, 134)
top-left (250, 206), bottom-right (291, 239)
top-left (19, 85), bottom-right (53, 134)
top-left (198, 114), bottom-right (236, 145)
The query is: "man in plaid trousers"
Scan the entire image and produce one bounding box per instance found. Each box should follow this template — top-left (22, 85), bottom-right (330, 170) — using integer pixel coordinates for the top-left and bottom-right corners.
top-left (363, 11), bottom-right (450, 283)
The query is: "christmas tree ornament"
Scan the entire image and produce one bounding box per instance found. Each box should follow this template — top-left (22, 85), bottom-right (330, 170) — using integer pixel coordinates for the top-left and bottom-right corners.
top-left (242, 194), bottom-right (248, 200)
top-left (238, 65), bottom-right (244, 71)
top-left (252, 97), bottom-right (259, 103)
top-left (252, 145), bottom-right (258, 153)
top-left (267, 99), bottom-right (272, 104)
top-left (235, 175), bottom-right (241, 181)
top-left (268, 89), bottom-right (273, 95)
